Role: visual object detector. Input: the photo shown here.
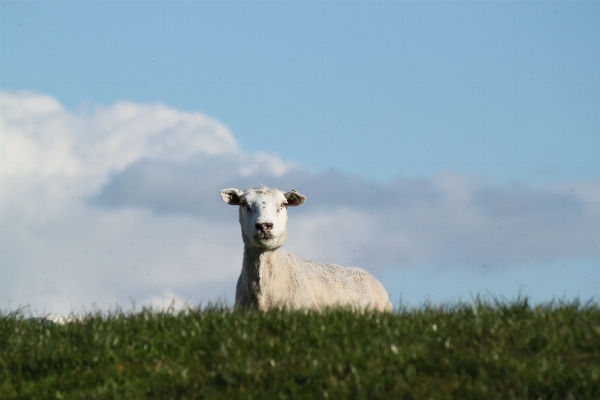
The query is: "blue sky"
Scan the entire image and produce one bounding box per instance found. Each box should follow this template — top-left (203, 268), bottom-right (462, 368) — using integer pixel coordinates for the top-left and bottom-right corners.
top-left (1, 1), bottom-right (599, 313)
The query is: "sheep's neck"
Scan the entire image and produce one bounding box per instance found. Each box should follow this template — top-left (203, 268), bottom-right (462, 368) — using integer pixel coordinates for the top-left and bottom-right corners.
top-left (242, 246), bottom-right (280, 305)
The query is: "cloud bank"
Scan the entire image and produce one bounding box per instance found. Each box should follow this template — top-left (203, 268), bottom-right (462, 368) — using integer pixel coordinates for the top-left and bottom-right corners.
top-left (1, 91), bottom-right (599, 313)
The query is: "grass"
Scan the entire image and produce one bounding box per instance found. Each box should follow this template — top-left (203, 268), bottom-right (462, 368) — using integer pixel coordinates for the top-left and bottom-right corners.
top-left (1, 298), bottom-right (599, 399)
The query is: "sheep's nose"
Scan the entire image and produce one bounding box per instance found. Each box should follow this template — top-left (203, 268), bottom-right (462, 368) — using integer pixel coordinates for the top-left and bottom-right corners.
top-left (256, 222), bottom-right (273, 232)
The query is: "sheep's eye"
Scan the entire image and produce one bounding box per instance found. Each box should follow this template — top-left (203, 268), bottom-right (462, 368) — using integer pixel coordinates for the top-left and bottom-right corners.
top-left (281, 203), bottom-right (287, 208)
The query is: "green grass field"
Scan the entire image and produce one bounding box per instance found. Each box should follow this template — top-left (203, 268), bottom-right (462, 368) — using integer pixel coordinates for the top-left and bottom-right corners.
top-left (2, 298), bottom-right (599, 399)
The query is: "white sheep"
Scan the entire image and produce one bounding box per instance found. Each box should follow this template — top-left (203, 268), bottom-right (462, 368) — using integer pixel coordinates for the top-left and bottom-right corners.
top-left (221, 185), bottom-right (393, 312)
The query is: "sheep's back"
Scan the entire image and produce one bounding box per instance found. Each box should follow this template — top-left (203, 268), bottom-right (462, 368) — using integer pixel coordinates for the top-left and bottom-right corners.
top-left (279, 249), bottom-right (391, 311)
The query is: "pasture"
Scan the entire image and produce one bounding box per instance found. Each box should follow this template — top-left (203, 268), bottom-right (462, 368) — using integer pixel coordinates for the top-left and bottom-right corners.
top-left (2, 298), bottom-right (599, 399)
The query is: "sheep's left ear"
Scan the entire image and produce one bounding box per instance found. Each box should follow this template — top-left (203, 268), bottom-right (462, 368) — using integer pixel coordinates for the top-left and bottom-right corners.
top-left (284, 190), bottom-right (306, 206)
top-left (221, 188), bottom-right (243, 205)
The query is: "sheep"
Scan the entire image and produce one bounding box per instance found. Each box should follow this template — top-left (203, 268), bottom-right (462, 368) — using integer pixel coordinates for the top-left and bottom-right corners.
top-left (220, 185), bottom-right (393, 312)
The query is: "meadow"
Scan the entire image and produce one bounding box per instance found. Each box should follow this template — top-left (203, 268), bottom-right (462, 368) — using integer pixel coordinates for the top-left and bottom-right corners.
top-left (1, 298), bottom-right (599, 399)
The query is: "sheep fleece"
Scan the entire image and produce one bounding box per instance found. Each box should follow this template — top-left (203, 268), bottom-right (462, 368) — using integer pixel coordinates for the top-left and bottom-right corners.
top-left (236, 246), bottom-right (393, 312)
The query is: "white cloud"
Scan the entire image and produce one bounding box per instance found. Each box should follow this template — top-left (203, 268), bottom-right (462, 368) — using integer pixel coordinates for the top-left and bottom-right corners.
top-left (1, 90), bottom-right (241, 194)
top-left (1, 90), bottom-right (599, 314)
top-left (283, 172), bottom-right (599, 271)
top-left (0, 90), bottom-right (285, 314)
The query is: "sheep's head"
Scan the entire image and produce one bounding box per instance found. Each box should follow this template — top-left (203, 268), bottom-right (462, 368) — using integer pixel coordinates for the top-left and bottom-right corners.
top-left (221, 186), bottom-right (306, 250)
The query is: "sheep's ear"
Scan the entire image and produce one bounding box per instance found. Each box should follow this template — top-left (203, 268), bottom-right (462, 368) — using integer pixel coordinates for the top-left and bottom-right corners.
top-left (284, 190), bottom-right (306, 206)
top-left (221, 188), bottom-right (243, 205)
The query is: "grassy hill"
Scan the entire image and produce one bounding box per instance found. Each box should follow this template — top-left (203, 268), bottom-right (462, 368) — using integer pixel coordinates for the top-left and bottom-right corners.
top-left (2, 298), bottom-right (599, 399)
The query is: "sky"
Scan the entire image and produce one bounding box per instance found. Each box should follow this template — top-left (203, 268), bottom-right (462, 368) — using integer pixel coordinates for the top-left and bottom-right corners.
top-left (1, 1), bottom-right (599, 315)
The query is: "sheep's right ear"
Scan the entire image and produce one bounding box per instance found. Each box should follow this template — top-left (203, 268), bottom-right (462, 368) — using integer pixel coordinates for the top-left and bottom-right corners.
top-left (220, 188), bottom-right (243, 205)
